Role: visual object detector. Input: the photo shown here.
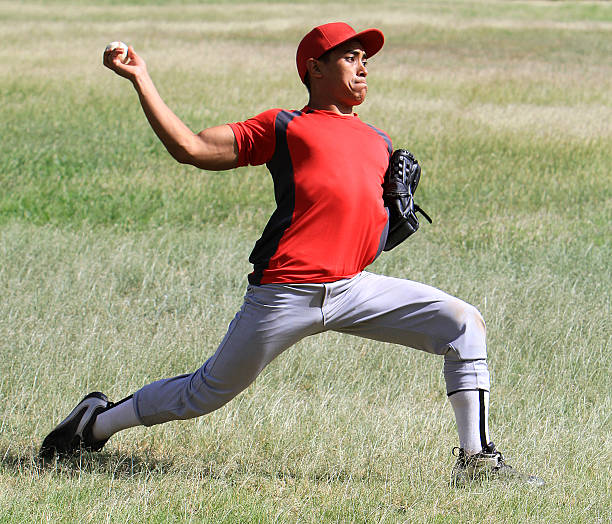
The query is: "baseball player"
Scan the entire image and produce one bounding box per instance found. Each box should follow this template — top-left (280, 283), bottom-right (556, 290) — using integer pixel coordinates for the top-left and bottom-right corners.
top-left (40, 22), bottom-right (542, 485)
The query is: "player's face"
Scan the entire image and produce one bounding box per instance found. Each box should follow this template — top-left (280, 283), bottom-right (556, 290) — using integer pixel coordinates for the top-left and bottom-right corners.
top-left (316, 40), bottom-right (369, 110)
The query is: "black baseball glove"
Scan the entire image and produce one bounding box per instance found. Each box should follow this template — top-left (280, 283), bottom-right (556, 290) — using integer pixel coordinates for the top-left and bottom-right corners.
top-left (382, 149), bottom-right (432, 251)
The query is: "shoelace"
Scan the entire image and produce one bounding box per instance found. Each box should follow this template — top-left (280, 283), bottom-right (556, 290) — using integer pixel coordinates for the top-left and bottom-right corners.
top-left (451, 446), bottom-right (464, 458)
top-left (488, 446), bottom-right (511, 472)
top-left (451, 446), bottom-right (468, 466)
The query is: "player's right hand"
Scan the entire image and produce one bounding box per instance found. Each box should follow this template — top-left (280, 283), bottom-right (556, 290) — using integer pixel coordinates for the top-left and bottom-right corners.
top-left (103, 45), bottom-right (147, 82)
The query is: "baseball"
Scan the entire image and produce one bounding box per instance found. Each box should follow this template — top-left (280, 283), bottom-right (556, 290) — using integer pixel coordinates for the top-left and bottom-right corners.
top-left (105, 41), bottom-right (129, 64)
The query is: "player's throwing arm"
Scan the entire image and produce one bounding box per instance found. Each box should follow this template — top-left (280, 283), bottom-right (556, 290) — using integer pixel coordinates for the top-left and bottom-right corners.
top-left (102, 41), bottom-right (238, 170)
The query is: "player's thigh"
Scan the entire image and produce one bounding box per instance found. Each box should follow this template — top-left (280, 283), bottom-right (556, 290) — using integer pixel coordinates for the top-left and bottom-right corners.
top-left (202, 284), bottom-right (324, 390)
top-left (330, 272), bottom-right (485, 356)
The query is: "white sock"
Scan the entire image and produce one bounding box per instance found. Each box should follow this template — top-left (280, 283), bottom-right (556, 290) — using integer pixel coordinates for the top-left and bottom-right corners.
top-left (92, 396), bottom-right (141, 441)
top-left (448, 389), bottom-right (489, 455)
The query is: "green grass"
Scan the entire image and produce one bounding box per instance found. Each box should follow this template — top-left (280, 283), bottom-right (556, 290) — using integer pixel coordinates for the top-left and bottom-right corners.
top-left (1, 0), bottom-right (611, 522)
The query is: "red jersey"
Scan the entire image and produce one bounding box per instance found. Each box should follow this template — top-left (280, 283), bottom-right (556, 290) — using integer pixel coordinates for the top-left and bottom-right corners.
top-left (229, 107), bottom-right (392, 284)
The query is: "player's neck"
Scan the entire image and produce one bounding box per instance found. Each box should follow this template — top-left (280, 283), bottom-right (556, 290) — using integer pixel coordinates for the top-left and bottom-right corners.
top-left (307, 97), bottom-right (354, 115)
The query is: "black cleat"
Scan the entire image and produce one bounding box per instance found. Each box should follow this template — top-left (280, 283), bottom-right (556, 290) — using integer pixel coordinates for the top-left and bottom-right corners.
top-left (39, 392), bottom-right (113, 460)
top-left (451, 442), bottom-right (545, 487)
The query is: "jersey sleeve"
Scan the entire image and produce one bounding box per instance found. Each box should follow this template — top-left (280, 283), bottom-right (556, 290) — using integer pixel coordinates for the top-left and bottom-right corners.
top-left (228, 109), bottom-right (280, 167)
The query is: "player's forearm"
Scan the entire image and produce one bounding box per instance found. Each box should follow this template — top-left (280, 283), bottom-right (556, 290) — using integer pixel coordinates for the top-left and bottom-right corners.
top-left (131, 71), bottom-right (200, 165)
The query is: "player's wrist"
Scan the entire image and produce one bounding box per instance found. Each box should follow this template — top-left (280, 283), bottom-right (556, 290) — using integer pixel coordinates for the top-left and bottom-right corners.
top-left (130, 68), bottom-right (152, 92)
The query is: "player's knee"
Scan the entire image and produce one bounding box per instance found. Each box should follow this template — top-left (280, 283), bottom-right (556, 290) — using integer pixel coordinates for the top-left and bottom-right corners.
top-left (439, 298), bottom-right (485, 336)
top-left (467, 304), bottom-right (486, 340)
top-left (435, 298), bottom-right (487, 359)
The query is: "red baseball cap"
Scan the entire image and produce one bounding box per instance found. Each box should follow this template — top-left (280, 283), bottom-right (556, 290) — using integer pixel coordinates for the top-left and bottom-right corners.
top-left (296, 22), bottom-right (384, 82)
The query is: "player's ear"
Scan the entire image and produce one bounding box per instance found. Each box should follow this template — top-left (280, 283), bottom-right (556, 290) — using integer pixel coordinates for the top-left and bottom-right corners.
top-left (306, 58), bottom-right (323, 79)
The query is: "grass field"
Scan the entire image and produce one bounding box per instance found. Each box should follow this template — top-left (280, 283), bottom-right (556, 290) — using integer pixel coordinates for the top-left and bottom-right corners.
top-left (1, 0), bottom-right (611, 522)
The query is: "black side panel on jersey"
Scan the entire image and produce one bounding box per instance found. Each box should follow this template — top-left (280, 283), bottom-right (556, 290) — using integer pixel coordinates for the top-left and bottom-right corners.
top-left (248, 110), bottom-right (302, 285)
top-left (366, 122), bottom-right (392, 258)
top-left (365, 123), bottom-right (393, 155)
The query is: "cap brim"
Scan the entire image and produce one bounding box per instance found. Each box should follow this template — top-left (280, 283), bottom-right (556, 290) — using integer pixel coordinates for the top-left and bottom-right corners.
top-left (348, 28), bottom-right (384, 59)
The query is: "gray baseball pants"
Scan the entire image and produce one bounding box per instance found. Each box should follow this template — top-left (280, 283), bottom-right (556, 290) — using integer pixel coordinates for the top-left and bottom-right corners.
top-left (133, 271), bottom-right (489, 426)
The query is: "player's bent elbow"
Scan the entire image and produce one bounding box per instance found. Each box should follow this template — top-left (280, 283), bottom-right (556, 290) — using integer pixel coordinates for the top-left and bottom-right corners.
top-left (164, 136), bottom-right (200, 166)
top-left (172, 148), bottom-right (196, 166)
top-left (170, 141), bottom-right (215, 169)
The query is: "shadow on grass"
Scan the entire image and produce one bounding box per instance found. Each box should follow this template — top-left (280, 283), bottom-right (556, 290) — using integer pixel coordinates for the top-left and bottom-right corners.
top-left (1, 444), bottom-right (397, 485)
top-left (1, 445), bottom-right (174, 479)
